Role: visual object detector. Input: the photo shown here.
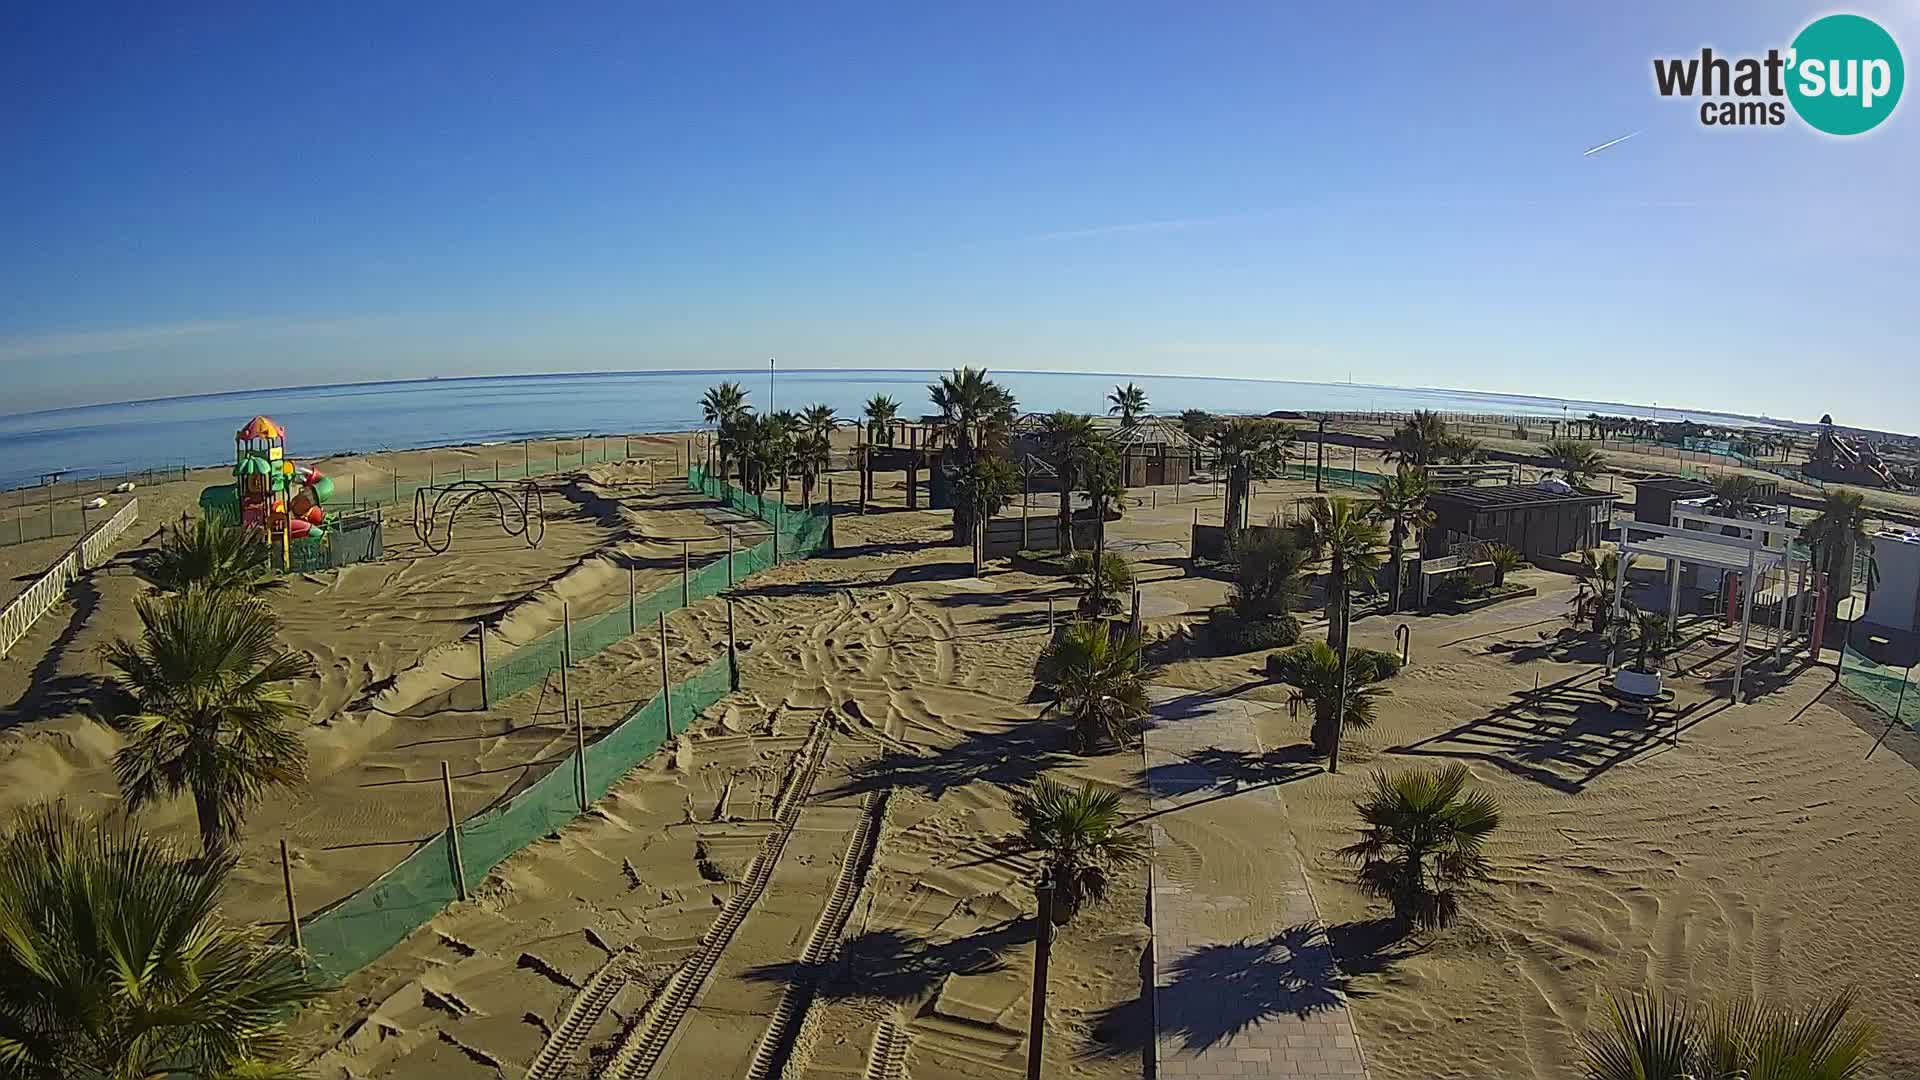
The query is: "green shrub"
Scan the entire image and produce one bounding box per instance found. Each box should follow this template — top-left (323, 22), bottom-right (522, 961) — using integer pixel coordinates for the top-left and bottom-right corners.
top-left (1068, 550), bottom-right (1133, 596)
top-left (1266, 642), bottom-right (1397, 683)
top-left (1206, 606), bottom-right (1300, 654)
top-left (1430, 574), bottom-right (1485, 606)
top-left (1350, 647), bottom-right (1402, 679)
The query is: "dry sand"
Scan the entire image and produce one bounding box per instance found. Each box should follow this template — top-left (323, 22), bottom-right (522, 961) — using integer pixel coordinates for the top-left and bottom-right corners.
top-left (6, 429), bottom-right (1919, 1080)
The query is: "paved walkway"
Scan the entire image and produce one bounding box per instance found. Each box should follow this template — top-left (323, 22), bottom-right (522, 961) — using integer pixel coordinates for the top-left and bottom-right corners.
top-left (1143, 689), bottom-right (1371, 1079)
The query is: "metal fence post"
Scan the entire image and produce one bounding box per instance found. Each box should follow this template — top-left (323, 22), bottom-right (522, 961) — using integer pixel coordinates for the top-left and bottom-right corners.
top-left (562, 599), bottom-right (572, 668)
top-left (628, 567), bottom-right (638, 634)
top-left (1048, 596), bottom-right (1056, 634)
top-left (442, 762), bottom-right (468, 901)
top-left (682, 541), bottom-right (690, 606)
top-left (727, 526), bottom-right (736, 584)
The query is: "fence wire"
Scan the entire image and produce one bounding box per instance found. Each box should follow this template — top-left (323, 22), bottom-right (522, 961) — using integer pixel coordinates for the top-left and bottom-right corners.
top-left (1840, 641), bottom-right (1917, 733)
top-left (299, 470), bottom-right (826, 982)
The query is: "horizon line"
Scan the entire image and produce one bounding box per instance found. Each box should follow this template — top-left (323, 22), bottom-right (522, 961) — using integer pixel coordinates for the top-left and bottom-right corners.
top-left (0, 365), bottom-right (1848, 434)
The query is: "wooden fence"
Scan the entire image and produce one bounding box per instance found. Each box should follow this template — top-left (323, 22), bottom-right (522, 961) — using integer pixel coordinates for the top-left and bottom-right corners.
top-left (0, 498), bottom-right (139, 658)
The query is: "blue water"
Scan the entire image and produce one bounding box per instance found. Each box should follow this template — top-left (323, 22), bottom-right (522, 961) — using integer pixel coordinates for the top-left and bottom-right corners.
top-left (0, 369), bottom-right (1768, 491)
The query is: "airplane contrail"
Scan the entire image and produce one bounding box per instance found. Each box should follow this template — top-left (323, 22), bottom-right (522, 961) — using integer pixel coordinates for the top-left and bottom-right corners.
top-left (1582, 130), bottom-right (1642, 156)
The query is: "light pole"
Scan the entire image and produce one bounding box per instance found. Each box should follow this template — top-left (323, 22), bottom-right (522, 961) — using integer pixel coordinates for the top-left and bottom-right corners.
top-left (769, 355), bottom-right (776, 417)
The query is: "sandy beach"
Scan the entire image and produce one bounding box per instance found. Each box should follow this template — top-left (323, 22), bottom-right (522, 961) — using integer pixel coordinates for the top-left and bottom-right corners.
top-left (3, 431), bottom-right (1916, 1079)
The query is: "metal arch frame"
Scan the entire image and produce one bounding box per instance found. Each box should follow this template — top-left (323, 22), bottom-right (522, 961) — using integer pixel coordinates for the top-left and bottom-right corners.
top-left (412, 479), bottom-right (548, 554)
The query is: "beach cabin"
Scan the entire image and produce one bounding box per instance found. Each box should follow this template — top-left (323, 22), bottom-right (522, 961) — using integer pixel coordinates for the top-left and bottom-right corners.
top-left (1421, 483), bottom-right (1620, 561)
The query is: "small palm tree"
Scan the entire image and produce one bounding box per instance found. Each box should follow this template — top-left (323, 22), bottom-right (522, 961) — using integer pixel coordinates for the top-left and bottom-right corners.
top-left (1371, 465), bottom-right (1433, 614)
top-left (1630, 611), bottom-right (1672, 675)
top-left (0, 802), bottom-right (319, 1078)
top-left (104, 587), bottom-right (313, 858)
top-left (1580, 989), bottom-right (1874, 1080)
top-left (1277, 640), bottom-right (1387, 759)
top-left (1037, 412), bottom-right (1098, 554)
top-left (1230, 518), bottom-right (1306, 620)
top-left (1569, 548), bottom-right (1635, 635)
top-left (794, 403), bottom-right (837, 505)
top-left (1711, 473), bottom-right (1765, 517)
top-left (145, 513), bottom-right (286, 595)
top-left (1488, 543), bottom-right (1524, 588)
top-left (1211, 418), bottom-right (1294, 536)
top-left (1338, 763), bottom-right (1501, 930)
top-left (1038, 620), bottom-right (1151, 754)
top-left (1382, 411), bottom-right (1449, 468)
top-left (861, 394), bottom-right (900, 504)
top-left (1544, 439), bottom-right (1607, 488)
top-left (702, 381), bottom-right (751, 481)
top-left (1011, 777), bottom-right (1147, 925)
top-left (1801, 489), bottom-right (1874, 622)
top-left (1305, 496), bottom-right (1385, 654)
top-left (1107, 382), bottom-right (1149, 427)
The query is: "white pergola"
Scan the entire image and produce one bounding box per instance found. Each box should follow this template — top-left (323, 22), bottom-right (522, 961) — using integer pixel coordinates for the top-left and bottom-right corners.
top-left (1611, 519), bottom-right (1808, 701)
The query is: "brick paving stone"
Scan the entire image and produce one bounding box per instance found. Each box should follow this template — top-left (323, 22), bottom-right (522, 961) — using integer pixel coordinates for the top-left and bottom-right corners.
top-left (1145, 689), bottom-right (1372, 1080)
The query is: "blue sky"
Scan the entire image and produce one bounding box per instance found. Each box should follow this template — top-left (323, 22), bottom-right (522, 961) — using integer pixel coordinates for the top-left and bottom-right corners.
top-left (2, 3), bottom-right (1915, 430)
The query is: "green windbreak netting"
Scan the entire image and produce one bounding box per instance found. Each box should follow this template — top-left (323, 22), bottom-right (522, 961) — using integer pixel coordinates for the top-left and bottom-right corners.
top-left (302, 833), bottom-right (460, 983)
top-left (299, 471), bottom-right (824, 984)
top-left (1841, 642), bottom-right (1918, 731)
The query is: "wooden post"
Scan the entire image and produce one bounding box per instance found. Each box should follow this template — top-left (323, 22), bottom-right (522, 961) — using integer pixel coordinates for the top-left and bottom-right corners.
top-left (628, 567), bottom-right (637, 634)
top-left (1026, 878), bottom-right (1055, 1080)
top-left (682, 542), bottom-right (691, 606)
top-left (727, 526), bottom-right (736, 584)
top-left (827, 478), bottom-right (836, 551)
top-left (658, 612), bottom-right (672, 736)
top-left (477, 621), bottom-right (490, 708)
top-left (1047, 597), bottom-right (1056, 634)
top-left (1021, 469), bottom-right (1031, 549)
top-left (574, 700), bottom-right (588, 811)
top-left (442, 762), bottom-right (468, 901)
top-left (524, 440), bottom-right (530, 476)
top-left (562, 599), bottom-right (573, 667)
top-left (280, 838), bottom-right (303, 957)
top-left (728, 598), bottom-right (740, 690)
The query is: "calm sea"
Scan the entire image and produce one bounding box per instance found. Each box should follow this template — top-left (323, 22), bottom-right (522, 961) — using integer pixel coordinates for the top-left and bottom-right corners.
top-left (0, 369), bottom-right (1767, 490)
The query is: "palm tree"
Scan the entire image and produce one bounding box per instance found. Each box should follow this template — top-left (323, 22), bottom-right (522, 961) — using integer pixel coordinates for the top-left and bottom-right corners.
top-left (1487, 543), bottom-right (1524, 588)
top-left (1544, 439), bottom-right (1607, 489)
top-left (1305, 495), bottom-right (1385, 654)
top-left (1580, 990), bottom-right (1874, 1080)
top-left (1081, 439), bottom-right (1126, 612)
top-left (1382, 411), bottom-right (1449, 468)
top-left (1434, 434), bottom-right (1486, 464)
top-left (1230, 517), bottom-right (1306, 620)
top-left (1278, 640), bottom-right (1388, 759)
top-left (1569, 547), bottom-right (1636, 636)
top-left (1038, 620), bottom-right (1151, 754)
top-left (1107, 382), bottom-right (1148, 427)
top-left (103, 587), bottom-right (313, 858)
top-left (1011, 777), bottom-right (1147, 925)
top-left (1211, 418), bottom-right (1294, 537)
top-left (795, 404), bottom-right (837, 505)
top-left (1802, 489), bottom-right (1874, 623)
top-left (1710, 473), bottom-right (1765, 517)
top-left (701, 381), bottom-right (751, 482)
top-left (1371, 465), bottom-right (1433, 614)
top-left (0, 803), bottom-right (320, 1079)
top-left (1339, 763), bottom-right (1500, 931)
top-left (928, 366), bottom-right (1016, 462)
top-left (144, 512), bottom-right (286, 595)
top-left (861, 394), bottom-right (900, 505)
top-left (1036, 411), bottom-right (1098, 553)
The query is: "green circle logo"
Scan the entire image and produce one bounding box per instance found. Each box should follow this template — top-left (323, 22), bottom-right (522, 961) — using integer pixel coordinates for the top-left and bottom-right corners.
top-left (1788, 14), bottom-right (1904, 135)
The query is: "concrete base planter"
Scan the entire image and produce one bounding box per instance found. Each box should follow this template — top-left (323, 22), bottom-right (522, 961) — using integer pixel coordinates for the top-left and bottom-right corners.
top-left (1436, 585), bottom-right (1537, 612)
top-left (1615, 669), bottom-right (1664, 697)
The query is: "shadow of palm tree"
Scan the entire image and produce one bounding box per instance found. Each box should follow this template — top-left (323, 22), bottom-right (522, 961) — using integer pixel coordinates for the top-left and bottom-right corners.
top-left (1089, 918), bottom-right (1421, 1060)
top-left (744, 919), bottom-right (1034, 1002)
top-left (815, 720), bottom-right (1074, 801)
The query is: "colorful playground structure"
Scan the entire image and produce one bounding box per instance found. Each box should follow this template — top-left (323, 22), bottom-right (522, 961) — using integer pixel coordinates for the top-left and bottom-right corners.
top-left (201, 415), bottom-right (382, 571)
top-left (228, 415), bottom-right (335, 561)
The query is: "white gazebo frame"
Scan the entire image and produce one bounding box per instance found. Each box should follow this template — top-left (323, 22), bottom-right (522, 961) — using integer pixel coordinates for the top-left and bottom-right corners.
top-left (1610, 520), bottom-right (1810, 702)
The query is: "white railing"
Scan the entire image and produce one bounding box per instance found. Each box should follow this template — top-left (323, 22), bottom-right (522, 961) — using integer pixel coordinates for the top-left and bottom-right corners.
top-left (0, 498), bottom-right (139, 658)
